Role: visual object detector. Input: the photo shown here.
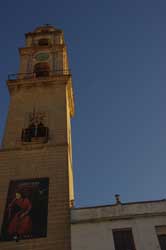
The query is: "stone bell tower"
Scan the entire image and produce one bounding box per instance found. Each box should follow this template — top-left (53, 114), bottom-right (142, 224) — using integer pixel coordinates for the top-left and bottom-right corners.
top-left (0, 25), bottom-right (74, 250)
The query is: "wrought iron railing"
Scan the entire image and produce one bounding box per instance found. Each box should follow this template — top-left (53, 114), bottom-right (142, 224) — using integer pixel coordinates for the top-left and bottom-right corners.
top-left (21, 126), bottom-right (49, 143)
top-left (8, 70), bottom-right (71, 80)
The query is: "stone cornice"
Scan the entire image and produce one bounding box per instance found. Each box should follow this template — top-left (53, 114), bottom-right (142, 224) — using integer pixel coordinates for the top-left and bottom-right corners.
top-left (19, 45), bottom-right (65, 55)
top-left (25, 29), bottom-right (62, 37)
top-left (7, 75), bottom-right (71, 94)
top-left (71, 211), bottom-right (166, 224)
top-left (71, 200), bottom-right (166, 224)
top-left (0, 143), bottom-right (69, 152)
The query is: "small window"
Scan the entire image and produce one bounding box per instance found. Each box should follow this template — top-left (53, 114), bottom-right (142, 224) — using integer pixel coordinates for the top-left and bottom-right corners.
top-left (113, 228), bottom-right (136, 250)
top-left (156, 226), bottom-right (166, 250)
top-left (34, 63), bottom-right (50, 77)
top-left (38, 38), bottom-right (50, 46)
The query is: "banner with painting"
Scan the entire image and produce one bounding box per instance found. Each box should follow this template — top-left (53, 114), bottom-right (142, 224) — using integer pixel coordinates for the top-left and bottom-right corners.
top-left (1, 177), bottom-right (49, 241)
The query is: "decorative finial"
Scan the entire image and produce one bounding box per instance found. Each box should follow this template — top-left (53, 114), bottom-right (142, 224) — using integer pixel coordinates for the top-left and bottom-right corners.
top-left (115, 194), bottom-right (121, 204)
top-left (44, 23), bottom-right (51, 26)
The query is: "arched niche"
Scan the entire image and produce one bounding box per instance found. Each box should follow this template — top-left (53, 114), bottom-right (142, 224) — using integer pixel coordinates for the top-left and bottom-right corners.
top-left (34, 63), bottom-right (50, 77)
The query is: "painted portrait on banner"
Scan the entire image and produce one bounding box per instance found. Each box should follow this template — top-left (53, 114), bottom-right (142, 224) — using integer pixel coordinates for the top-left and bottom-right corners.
top-left (1, 177), bottom-right (49, 241)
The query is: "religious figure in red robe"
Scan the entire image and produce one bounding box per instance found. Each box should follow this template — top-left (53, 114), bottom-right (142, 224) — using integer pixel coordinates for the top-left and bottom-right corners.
top-left (7, 191), bottom-right (32, 239)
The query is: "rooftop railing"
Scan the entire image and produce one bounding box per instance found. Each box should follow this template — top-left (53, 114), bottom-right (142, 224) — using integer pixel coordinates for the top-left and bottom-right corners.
top-left (8, 70), bottom-right (71, 80)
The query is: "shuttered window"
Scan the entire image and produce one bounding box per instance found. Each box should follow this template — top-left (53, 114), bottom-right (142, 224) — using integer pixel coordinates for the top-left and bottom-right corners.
top-left (158, 235), bottom-right (166, 250)
top-left (113, 228), bottom-right (136, 250)
top-left (156, 226), bottom-right (166, 250)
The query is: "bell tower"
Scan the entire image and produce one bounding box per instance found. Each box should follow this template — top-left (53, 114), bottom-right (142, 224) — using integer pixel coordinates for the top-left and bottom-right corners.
top-left (0, 25), bottom-right (74, 250)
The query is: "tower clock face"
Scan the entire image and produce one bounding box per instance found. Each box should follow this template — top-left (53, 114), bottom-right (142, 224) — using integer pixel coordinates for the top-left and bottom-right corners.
top-left (35, 53), bottom-right (49, 61)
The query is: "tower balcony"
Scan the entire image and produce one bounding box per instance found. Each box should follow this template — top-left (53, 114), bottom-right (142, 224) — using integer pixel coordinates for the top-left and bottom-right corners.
top-left (8, 70), bottom-right (71, 80)
top-left (21, 125), bottom-right (49, 144)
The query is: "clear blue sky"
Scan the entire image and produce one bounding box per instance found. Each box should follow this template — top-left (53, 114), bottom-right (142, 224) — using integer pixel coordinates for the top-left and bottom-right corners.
top-left (0, 0), bottom-right (166, 207)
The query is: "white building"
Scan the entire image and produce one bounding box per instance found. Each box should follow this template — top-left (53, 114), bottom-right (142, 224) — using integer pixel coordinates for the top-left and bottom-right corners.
top-left (71, 197), bottom-right (166, 250)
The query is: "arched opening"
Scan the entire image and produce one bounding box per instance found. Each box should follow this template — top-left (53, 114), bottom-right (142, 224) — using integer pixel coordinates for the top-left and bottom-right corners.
top-left (21, 122), bottom-right (49, 142)
top-left (38, 38), bottom-right (50, 46)
top-left (34, 63), bottom-right (50, 77)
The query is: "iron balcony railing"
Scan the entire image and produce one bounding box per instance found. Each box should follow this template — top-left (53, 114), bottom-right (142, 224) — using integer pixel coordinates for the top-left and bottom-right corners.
top-left (21, 126), bottom-right (49, 143)
top-left (8, 70), bottom-right (71, 80)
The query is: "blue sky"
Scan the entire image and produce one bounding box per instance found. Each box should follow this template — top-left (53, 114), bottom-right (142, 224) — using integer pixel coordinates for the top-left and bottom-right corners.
top-left (0, 0), bottom-right (166, 207)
